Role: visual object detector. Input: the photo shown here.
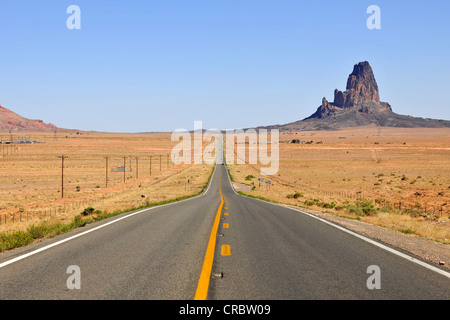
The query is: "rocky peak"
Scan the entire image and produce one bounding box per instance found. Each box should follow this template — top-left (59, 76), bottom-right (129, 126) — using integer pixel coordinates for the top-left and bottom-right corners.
top-left (333, 61), bottom-right (380, 108)
top-left (347, 61), bottom-right (380, 106)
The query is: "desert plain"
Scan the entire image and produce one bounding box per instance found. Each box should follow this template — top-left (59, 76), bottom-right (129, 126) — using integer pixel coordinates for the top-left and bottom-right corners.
top-left (226, 126), bottom-right (450, 244)
top-left (0, 130), bottom-right (213, 234)
top-left (0, 126), bottom-right (449, 247)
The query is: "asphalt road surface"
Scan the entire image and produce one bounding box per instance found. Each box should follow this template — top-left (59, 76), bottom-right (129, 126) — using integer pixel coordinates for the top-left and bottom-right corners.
top-left (0, 161), bottom-right (449, 300)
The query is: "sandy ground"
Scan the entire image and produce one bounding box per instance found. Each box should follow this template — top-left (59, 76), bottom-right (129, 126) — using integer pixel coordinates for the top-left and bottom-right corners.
top-left (226, 127), bottom-right (450, 268)
top-left (0, 131), bottom-right (213, 233)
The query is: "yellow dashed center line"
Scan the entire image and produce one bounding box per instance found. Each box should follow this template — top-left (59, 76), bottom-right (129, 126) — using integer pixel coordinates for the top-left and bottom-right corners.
top-left (221, 245), bottom-right (231, 256)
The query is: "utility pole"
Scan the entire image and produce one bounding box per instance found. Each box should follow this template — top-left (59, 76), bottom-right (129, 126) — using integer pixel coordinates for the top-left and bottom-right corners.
top-left (149, 155), bottom-right (152, 176)
top-left (160, 155), bottom-right (162, 172)
top-left (136, 157), bottom-right (139, 179)
top-left (58, 155), bottom-right (68, 198)
top-left (123, 156), bottom-right (126, 183)
top-left (129, 157), bottom-right (132, 175)
top-left (105, 156), bottom-right (109, 188)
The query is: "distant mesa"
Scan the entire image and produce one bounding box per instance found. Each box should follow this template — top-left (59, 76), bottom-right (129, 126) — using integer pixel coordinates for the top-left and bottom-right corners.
top-left (263, 61), bottom-right (450, 131)
top-left (0, 105), bottom-right (59, 131)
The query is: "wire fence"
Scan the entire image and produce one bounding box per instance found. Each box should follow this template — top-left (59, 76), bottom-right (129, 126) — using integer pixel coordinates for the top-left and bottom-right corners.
top-left (311, 188), bottom-right (449, 218)
top-left (0, 146), bottom-right (180, 226)
top-left (231, 147), bottom-right (449, 218)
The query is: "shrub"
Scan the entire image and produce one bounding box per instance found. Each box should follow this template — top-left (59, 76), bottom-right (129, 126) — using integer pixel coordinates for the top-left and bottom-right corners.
top-left (399, 229), bottom-right (415, 235)
top-left (27, 224), bottom-right (49, 240)
top-left (356, 201), bottom-right (377, 216)
top-left (71, 215), bottom-right (87, 228)
top-left (47, 223), bottom-right (71, 236)
top-left (287, 192), bottom-right (304, 199)
top-left (0, 231), bottom-right (34, 252)
top-left (322, 202), bottom-right (336, 209)
top-left (245, 175), bottom-right (255, 181)
top-left (81, 207), bottom-right (95, 216)
top-left (343, 201), bottom-right (378, 217)
top-left (347, 206), bottom-right (363, 216)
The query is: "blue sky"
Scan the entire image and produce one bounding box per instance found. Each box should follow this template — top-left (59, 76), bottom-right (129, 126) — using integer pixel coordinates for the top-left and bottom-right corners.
top-left (0, 0), bottom-right (449, 132)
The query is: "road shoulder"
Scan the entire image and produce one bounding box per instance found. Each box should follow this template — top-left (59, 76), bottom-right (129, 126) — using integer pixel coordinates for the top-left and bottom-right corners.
top-left (282, 203), bottom-right (450, 271)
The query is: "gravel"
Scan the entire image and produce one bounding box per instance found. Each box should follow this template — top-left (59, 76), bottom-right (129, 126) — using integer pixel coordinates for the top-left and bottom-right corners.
top-left (287, 205), bottom-right (450, 271)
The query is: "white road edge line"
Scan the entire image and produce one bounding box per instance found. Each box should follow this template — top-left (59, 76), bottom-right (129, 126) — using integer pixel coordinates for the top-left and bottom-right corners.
top-left (224, 164), bottom-right (450, 280)
top-left (0, 164), bottom-right (218, 270)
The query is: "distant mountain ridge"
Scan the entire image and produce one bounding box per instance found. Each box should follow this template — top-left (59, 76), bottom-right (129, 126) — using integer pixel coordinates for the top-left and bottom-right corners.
top-left (261, 61), bottom-right (450, 131)
top-left (0, 105), bottom-right (58, 131)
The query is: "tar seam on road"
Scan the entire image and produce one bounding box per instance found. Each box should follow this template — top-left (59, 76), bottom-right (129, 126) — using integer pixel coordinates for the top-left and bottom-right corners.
top-left (194, 170), bottom-right (224, 300)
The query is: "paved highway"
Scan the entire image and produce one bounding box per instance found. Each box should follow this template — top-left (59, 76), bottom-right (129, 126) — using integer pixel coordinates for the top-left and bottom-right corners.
top-left (0, 151), bottom-right (449, 299)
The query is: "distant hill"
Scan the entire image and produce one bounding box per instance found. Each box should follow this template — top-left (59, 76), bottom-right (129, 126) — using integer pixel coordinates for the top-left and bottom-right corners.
top-left (0, 105), bottom-right (59, 131)
top-left (260, 61), bottom-right (450, 131)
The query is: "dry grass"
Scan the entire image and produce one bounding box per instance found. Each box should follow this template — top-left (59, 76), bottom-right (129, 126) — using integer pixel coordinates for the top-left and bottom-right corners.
top-left (0, 131), bottom-right (213, 233)
top-left (226, 127), bottom-right (450, 243)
